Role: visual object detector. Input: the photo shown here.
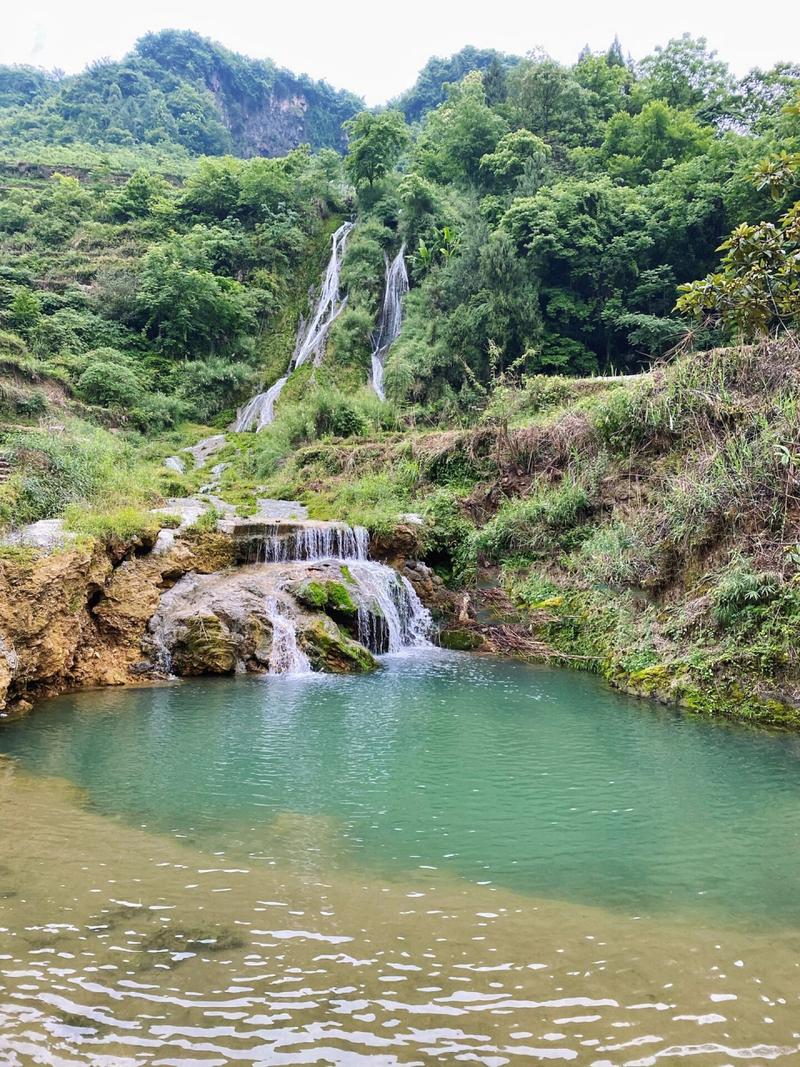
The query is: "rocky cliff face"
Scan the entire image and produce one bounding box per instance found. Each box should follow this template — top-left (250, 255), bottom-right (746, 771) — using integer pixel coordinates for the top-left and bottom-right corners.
top-left (0, 532), bottom-right (236, 718)
top-left (0, 518), bottom-right (440, 718)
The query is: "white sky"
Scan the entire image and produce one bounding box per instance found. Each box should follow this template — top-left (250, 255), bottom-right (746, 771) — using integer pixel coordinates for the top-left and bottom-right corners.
top-left (2, 0), bottom-right (798, 105)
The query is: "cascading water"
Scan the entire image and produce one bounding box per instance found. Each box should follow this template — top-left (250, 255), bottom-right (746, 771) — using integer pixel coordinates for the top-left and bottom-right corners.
top-left (243, 520), bottom-right (432, 668)
top-left (250, 522), bottom-right (370, 564)
top-left (346, 560), bottom-right (433, 654)
top-left (233, 376), bottom-right (289, 433)
top-left (264, 597), bottom-right (311, 675)
top-left (293, 221), bottom-right (354, 369)
top-left (233, 221), bottom-right (354, 433)
top-left (370, 244), bottom-right (409, 401)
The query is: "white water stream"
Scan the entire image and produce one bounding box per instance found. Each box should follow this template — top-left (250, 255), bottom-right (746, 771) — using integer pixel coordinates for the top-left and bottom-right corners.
top-left (234, 221), bottom-right (354, 433)
top-left (370, 244), bottom-right (409, 401)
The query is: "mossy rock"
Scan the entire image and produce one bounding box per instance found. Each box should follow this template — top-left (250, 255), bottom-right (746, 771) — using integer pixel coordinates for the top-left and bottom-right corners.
top-left (290, 578), bottom-right (358, 617)
top-left (440, 628), bottom-right (485, 652)
top-left (171, 615), bottom-right (237, 675)
top-left (180, 530), bottom-right (236, 573)
top-left (300, 616), bottom-right (377, 673)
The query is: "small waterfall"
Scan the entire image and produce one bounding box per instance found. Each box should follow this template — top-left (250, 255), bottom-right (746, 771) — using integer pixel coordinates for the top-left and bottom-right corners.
top-left (264, 597), bottom-right (311, 675)
top-left (252, 522), bottom-right (369, 564)
top-left (233, 221), bottom-right (354, 433)
top-left (346, 560), bottom-right (433, 654)
top-left (233, 376), bottom-right (289, 433)
top-left (370, 244), bottom-right (408, 401)
top-left (293, 221), bottom-right (354, 369)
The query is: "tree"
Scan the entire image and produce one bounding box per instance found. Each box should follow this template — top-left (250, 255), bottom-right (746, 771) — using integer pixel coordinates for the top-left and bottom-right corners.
top-left (479, 130), bottom-right (550, 192)
top-left (415, 73), bottom-right (508, 185)
top-left (483, 56), bottom-right (508, 106)
top-left (637, 34), bottom-right (735, 124)
top-left (138, 245), bottom-right (257, 358)
top-left (677, 154), bottom-right (800, 336)
top-left (344, 111), bottom-right (410, 189)
top-left (601, 100), bottom-right (713, 183)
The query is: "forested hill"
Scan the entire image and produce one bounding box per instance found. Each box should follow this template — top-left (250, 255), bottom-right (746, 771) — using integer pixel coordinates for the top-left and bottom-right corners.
top-left (0, 29), bottom-right (364, 165)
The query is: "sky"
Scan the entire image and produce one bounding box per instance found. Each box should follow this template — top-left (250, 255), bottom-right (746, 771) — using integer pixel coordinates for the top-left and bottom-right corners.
top-left (2, 0), bottom-right (799, 105)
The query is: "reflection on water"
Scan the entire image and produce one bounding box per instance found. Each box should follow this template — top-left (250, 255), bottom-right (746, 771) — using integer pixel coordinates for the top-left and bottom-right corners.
top-left (1, 653), bottom-right (800, 1063)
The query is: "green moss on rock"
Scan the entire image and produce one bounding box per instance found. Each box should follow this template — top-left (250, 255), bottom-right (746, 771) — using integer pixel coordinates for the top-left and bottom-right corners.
top-left (300, 617), bottom-right (377, 673)
top-left (172, 616), bottom-right (237, 675)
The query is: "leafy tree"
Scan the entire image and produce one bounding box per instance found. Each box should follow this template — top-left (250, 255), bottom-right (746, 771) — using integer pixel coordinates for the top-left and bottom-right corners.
top-left (106, 169), bottom-right (171, 221)
top-left (601, 100), bottom-right (713, 183)
top-left (415, 73), bottom-right (508, 184)
top-left (637, 34), bottom-right (735, 124)
top-left (77, 357), bottom-right (143, 407)
top-left (479, 130), bottom-right (550, 192)
top-left (138, 244), bottom-right (257, 358)
top-left (4, 288), bottom-right (42, 336)
top-left (344, 111), bottom-right (411, 189)
top-left (677, 153), bottom-right (800, 335)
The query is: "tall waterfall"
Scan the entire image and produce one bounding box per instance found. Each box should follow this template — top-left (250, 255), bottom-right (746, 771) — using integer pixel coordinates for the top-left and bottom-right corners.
top-left (370, 244), bottom-right (409, 401)
top-left (293, 220), bottom-right (354, 369)
top-left (233, 221), bottom-right (354, 433)
top-left (233, 375), bottom-right (289, 434)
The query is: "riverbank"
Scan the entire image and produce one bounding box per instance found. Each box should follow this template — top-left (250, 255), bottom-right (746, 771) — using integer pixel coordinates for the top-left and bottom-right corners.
top-left (1, 338), bottom-right (798, 727)
top-left (227, 337), bottom-right (800, 728)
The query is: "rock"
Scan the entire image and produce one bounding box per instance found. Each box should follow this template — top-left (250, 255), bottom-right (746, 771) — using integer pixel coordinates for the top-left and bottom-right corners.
top-left (301, 616), bottom-right (378, 673)
top-left (440, 628), bottom-right (486, 652)
top-left (171, 616), bottom-right (238, 675)
top-left (147, 564), bottom-right (380, 678)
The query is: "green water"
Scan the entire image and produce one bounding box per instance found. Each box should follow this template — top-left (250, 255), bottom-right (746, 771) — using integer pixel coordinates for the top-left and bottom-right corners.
top-left (3, 650), bottom-right (800, 927)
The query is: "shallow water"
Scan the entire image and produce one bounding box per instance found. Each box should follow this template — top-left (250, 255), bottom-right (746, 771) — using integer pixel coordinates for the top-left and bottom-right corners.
top-left (1, 652), bottom-right (800, 1063)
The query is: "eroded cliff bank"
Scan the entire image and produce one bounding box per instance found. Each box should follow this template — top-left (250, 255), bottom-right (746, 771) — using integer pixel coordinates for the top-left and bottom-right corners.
top-left (0, 514), bottom-right (440, 719)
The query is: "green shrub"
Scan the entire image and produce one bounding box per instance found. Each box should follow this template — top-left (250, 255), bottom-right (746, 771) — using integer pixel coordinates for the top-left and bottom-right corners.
top-left (473, 478), bottom-right (592, 562)
top-left (712, 559), bottom-right (782, 629)
top-left (77, 361), bottom-right (142, 407)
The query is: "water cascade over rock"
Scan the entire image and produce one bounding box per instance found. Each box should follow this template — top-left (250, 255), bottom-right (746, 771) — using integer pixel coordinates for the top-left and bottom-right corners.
top-left (370, 244), bottom-right (409, 401)
top-left (233, 221), bottom-right (354, 433)
top-left (147, 510), bottom-right (433, 676)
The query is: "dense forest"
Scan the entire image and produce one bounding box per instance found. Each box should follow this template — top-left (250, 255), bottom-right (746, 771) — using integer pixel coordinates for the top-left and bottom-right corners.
top-left (0, 29), bottom-right (798, 720)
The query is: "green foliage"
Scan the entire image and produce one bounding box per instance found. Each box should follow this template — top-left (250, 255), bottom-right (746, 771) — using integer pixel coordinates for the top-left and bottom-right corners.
top-left (344, 111), bottom-right (411, 189)
top-left (473, 478), bottom-right (593, 562)
top-left (712, 558), bottom-right (782, 629)
top-left (76, 357), bottom-right (142, 407)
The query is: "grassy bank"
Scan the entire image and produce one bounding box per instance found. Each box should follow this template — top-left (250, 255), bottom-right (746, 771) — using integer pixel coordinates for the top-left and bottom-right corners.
top-left (224, 337), bottom-right (800, 726)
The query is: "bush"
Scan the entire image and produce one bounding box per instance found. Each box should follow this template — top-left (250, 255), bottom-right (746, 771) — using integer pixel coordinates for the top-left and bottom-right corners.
top-left (473, 478), bottom-right (592, 562)
top-left (77, 361), bottom-right (142, 407)
top-left (712, 559), bottom-right (782, 630)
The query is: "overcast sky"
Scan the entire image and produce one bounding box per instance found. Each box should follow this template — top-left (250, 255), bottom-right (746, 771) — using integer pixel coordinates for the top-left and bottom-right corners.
top-left (2, 0), bottom-right (798, 105)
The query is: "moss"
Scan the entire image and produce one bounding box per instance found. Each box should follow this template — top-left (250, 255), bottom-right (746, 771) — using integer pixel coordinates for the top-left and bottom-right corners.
top-left (292, 578), bottom-right (358, 617)
top-left (172, 616), bottom-right (237, 675)
top-left (300, 617), bottom-right (377, 673)
top-left (440, 628), bottom-right (485, 651)
top-left (324, 580), bottom-right (358, 615)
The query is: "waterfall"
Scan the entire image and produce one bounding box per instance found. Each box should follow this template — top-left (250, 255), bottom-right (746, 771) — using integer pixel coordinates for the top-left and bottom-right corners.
top-left (370, 244), bottom-right (408, 401)
top-left (264, 597), bottom-right (311, 675)
top-left (346, 560), bottom-right (433, 654)
top-left (233, 221), bottom-right (354, 433)
top-left (250, 522), bottom-right (370, 564)
top-left (293, 221), bottom-right (354, 369)
top-left (233, 376), bottom-right (289, 433)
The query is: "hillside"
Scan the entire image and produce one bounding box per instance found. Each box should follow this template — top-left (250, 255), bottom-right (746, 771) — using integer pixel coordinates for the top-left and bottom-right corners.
top-left (0, 32), bottom-right (798, 724)
top-left (0, 29), bottom-right (364, 165)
